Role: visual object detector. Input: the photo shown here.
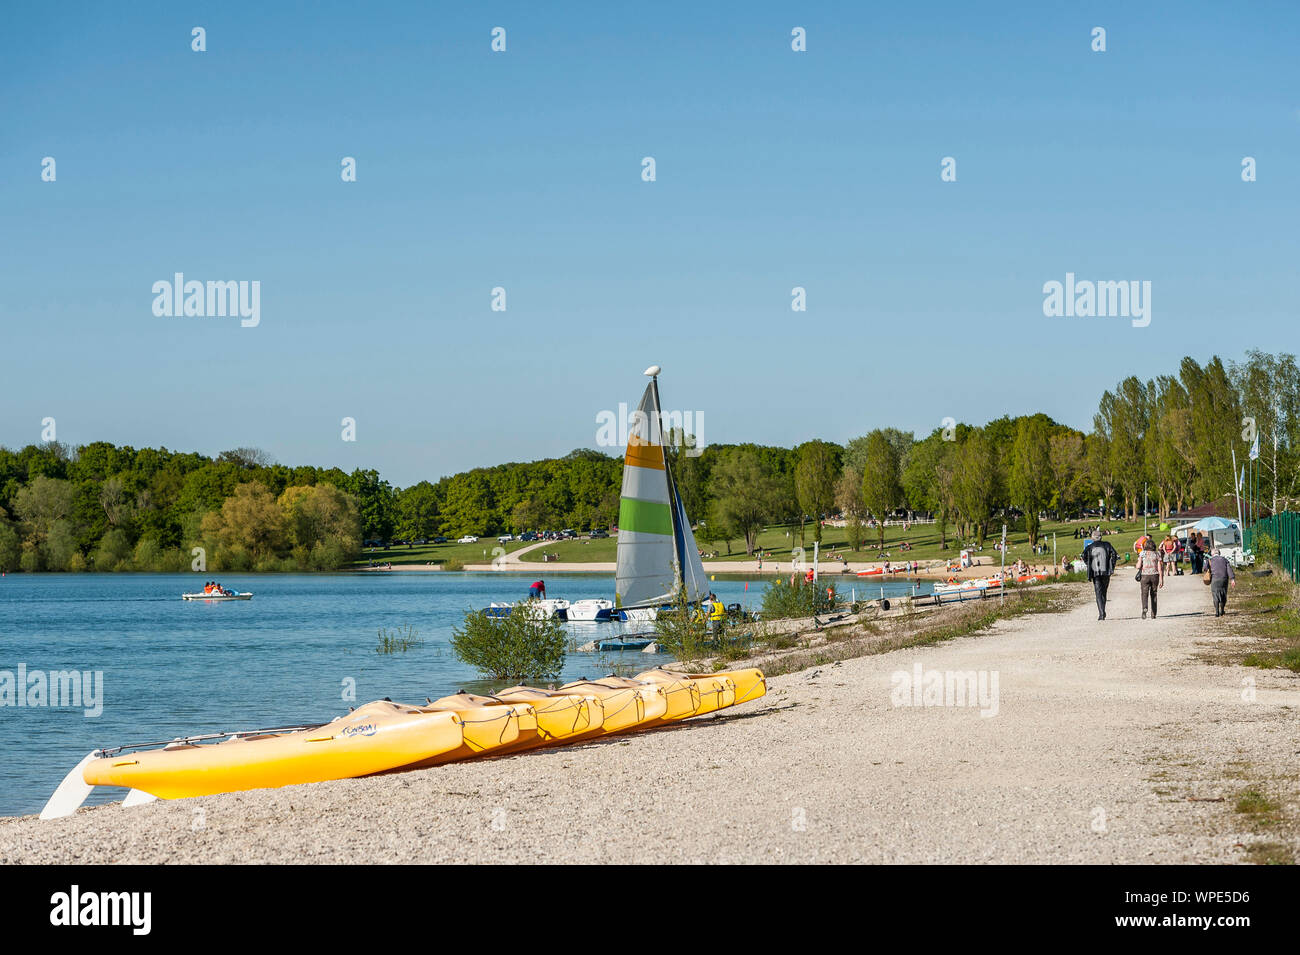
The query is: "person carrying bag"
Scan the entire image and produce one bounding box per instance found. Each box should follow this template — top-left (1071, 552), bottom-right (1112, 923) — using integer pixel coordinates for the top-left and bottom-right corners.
top-left (1206, 548), bottom-right (1236, 617)
top-left (1136, 537), bottom-right (1164, 619)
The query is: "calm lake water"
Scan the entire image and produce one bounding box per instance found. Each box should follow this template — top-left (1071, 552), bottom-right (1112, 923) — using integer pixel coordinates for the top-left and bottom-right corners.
top-left (0, 571), bottom-right (925, 817)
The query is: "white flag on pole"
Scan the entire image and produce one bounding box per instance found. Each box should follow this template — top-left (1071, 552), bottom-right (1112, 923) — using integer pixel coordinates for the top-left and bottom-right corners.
top-left (1249, 434), bottom-right (1260, 461)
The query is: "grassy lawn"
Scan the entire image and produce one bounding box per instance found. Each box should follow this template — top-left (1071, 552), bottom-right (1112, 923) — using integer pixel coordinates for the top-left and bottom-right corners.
top-left (356, 517), bottom-right (1167, 568)
top-left (1226, 567), bottom-right (1300, 672)
top-left (516, 537), bottom-right (617, 562)
top-left (705, 518), bottom-right (1154, 567)
top-left (510, 517), bottom-right (1161, 567)
top-left (352, 538), bottom-right (537, 567)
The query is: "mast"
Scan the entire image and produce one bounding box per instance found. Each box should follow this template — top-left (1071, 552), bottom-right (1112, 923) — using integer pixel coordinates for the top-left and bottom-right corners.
top-left (646, 365), bottom-right (685, 593)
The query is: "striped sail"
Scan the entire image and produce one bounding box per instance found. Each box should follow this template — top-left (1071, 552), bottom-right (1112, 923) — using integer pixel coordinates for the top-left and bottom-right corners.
top-left (614, 375), bottom-right (709, 608)
top-left (615, 382), bottom-right (678, 607)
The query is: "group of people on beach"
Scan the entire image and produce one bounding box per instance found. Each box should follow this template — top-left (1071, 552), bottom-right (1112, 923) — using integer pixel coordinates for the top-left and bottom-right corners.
top-left (1082, 534), bottom-right (1236, 621)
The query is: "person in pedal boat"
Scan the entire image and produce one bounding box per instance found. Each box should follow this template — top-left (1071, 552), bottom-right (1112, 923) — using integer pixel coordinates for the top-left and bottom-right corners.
top-left (203, 581), bottom-right (214, 594)
top-left (528, 580), bottom-right (546, 599)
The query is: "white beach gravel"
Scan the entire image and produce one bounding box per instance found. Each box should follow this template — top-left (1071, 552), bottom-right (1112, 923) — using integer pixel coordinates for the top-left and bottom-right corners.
top-left (2, 573), bottom-right (1295, 864)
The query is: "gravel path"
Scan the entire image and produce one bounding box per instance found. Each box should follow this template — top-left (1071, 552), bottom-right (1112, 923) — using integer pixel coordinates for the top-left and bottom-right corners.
top-left (3, 573), bottom-right (1295, 864)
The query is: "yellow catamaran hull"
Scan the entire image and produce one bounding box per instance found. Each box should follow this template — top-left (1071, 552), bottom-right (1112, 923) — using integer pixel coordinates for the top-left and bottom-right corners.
top-left (82, 701), bottom-right (464, 800)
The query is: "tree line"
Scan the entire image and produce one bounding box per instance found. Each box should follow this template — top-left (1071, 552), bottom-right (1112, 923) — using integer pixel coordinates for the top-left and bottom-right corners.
top-left (0, 351), bottom-right (1294, 571)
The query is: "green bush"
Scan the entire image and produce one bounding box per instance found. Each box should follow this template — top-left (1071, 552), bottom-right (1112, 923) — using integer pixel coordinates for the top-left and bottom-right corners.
top-left (131, 535), bottom-right (162, 571)
top-left (451, 607), bottom-right (566, 679)
top-left (20, 543), bottom-right (41, 573)
top-left (1254, 531), bottom-right (1279, 564)
top-left (44, 522), bottom-right (79, 571)
top-left (760, 576), bottom-right (837, 619)
top-left (0, 523), bottom-right (20, 573)
top-left (94, 528), bottom-right (133, 571)
top-left (309, 539), bottom-right (350, 570)
top-left (653, 588), bottom-right (712, 662)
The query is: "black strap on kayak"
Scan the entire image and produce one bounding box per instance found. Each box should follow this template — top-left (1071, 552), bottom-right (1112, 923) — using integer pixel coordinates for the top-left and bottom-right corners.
top-left (456, 708), bottom-right (517, 744)
top-left (97, 722), bottom-right (331, 757)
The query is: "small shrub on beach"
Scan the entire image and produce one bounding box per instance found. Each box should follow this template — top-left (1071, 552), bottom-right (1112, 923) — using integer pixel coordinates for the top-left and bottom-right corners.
top-left (653, 588), bottom-right (712, 662)
top-left (451, 608), bottom-right (566, 679)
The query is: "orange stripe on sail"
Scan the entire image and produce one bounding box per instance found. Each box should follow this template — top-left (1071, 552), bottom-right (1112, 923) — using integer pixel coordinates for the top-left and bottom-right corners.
top-left (624, 440), bottom-right (665, 470)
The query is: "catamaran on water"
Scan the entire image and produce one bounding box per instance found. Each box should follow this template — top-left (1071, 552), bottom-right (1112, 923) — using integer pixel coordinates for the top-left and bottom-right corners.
top-left (610, 365), bottom-right (710, 621)
top-left (483, 365), bottom-right (710, 623)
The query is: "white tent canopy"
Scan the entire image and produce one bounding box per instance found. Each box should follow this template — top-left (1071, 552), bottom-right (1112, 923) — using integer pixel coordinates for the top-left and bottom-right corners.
top-left (1172, 518), bottom-right (1241, 543)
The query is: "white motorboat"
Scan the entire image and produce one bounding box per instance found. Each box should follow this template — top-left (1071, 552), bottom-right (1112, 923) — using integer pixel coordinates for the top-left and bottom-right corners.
top-left (181, 592), bottom-right (253, 601)
top-left (566, 598), bottom-right (614, 621)
top-left (485, 598), bottom-right (570, 620)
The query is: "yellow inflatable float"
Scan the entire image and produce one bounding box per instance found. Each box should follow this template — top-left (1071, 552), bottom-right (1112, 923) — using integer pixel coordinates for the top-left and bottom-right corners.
top-left (80, 700), bottom-right (464, 800)
top-left (47, 667), bottom-right (766, 814)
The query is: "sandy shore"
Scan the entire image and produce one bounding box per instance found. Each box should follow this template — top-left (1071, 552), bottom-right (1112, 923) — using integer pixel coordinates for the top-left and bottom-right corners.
top-left (370, 556), bottom-right (1020, 580)
top-left (366, 534), bottom-right (1031, 578)
top-left (3, 572), bottom-right (1293, 864)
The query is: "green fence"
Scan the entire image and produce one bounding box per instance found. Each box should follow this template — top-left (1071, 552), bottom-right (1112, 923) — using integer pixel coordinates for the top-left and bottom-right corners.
top-left (1245, 512), bottom-right (1300, 583)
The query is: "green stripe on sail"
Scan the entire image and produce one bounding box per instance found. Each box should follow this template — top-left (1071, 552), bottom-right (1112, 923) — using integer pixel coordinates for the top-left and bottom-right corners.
top-left (618, 497), bottom-right (674, 536)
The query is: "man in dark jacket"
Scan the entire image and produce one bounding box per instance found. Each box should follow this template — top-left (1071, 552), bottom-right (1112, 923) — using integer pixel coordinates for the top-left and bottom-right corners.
top-left (1207, 549), bottom-right (1236, 617)
top-left (1082, 538), bottom-right (1119, 620)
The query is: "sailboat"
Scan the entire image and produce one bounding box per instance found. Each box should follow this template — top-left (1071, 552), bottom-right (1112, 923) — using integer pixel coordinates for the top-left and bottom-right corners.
top-left (486, 366), bottom-right (708, 625)
top-left (607, 365), bottom-right (710, 622)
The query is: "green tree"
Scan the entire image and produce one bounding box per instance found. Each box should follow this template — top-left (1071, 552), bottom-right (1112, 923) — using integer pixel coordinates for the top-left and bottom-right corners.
top-left (903, 431), bottom-right (957, 549)
top-left (859, 430), bottom-right (902, 549)
top-left (339, 469), bottom-right (395, 541)
top-left (710, 448), bottom-right (780, 555)
top-left (1009, 417), bottom-right (1052, 546)
top-left (279, 484), bottom-right (362, 567)
top-left (835, 464), bottom-right (865, 551)
top-left (793, 439), bottom-right (841, 544)
top-left (13, 474), bottom-right (76, 543)
top-left (953, 429), bottom-right (995, 545)
top-left (205, 482), bottom-right (287, 564)
top-left (0, 520), bottom-right (20, 572)
top-left (1230, 350), bottom-right (1300, 512)
top-left (1179, 356), bottom-right (1242, 503)
top-left (1047, 431), bottom-right (1085, 518)
top-left (93, 527), bottom-right (134, 571)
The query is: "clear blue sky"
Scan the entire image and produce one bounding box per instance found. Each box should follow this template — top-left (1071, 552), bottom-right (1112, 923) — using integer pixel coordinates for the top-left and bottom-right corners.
top-left (2, 1), bottom-right (1296, 486)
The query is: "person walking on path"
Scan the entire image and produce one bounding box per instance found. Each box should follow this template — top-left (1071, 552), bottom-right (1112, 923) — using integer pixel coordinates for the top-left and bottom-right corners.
top-left (1136, 537), bottom-right (1164, 619)
top-left (1206, 548), bottom-right (1236, 617)
top-left (1160, 533), bottom-right (1179, 576)
top-left (1082, 535), bottom-right (1119, 620)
